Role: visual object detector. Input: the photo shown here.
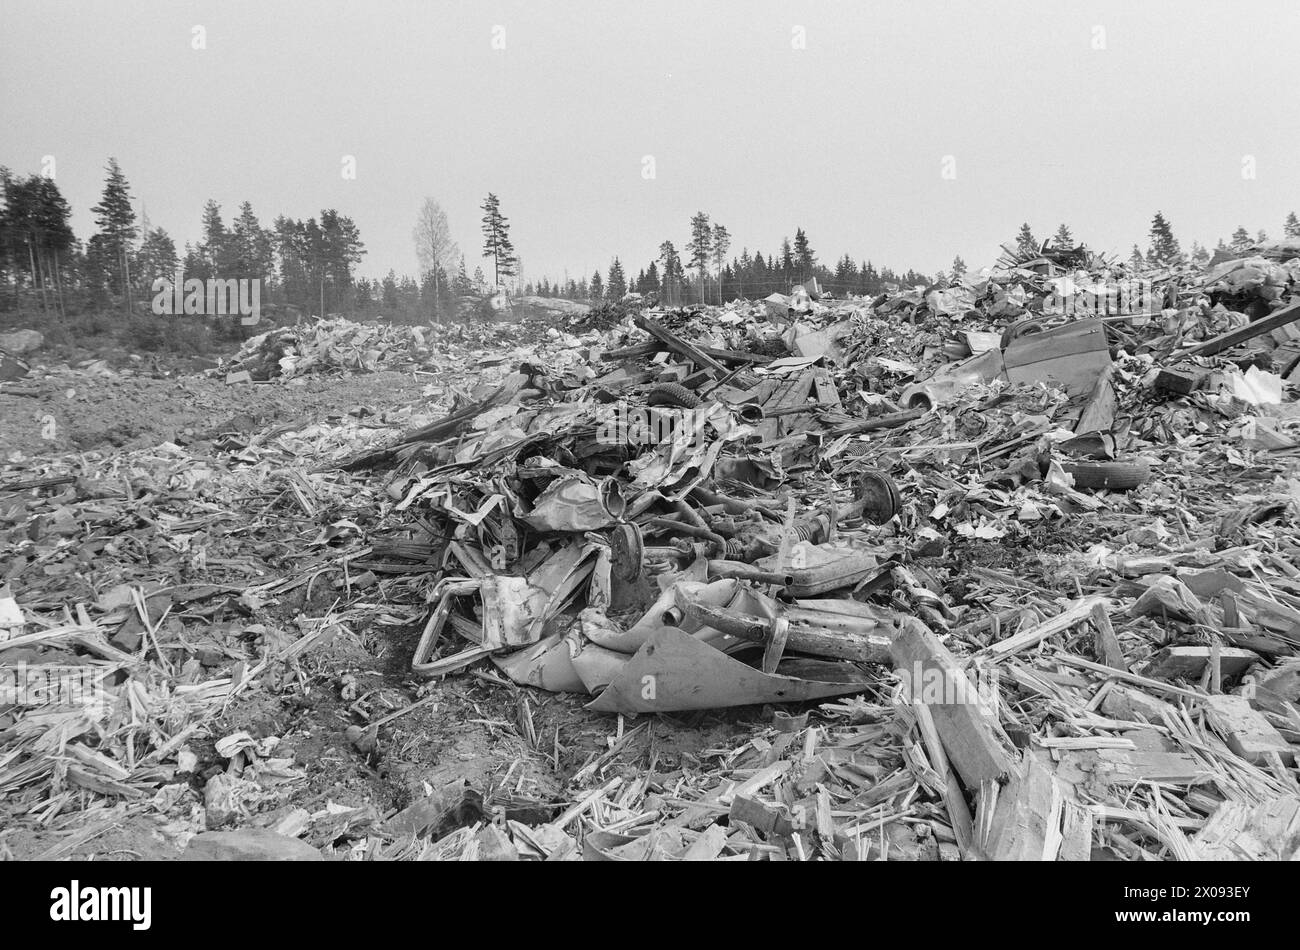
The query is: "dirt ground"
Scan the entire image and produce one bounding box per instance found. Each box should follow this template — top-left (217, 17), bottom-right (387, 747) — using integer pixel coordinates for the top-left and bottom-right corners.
top-left (1, 365), bottom-right (433, 458)
top-left (0, 353), bottom-right (769, 861)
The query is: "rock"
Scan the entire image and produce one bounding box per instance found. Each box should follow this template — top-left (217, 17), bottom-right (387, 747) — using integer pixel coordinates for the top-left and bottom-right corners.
top-left (182, 829), bottom-right (323, 861)
top-left (0, 351), bottom-right (29, 381)
top-left (0, 329), bottom-right (43, 355)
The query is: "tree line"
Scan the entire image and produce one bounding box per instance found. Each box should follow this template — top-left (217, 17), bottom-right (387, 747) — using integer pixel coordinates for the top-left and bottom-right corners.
top-left (1006, 212), bottom-right (1300, 273)
top-left (0, 158), bottom-right (367, 320)
top-left (6, 160), bottom-right (1298, 325)
top-left (519, 210), bottom-right (932, 305)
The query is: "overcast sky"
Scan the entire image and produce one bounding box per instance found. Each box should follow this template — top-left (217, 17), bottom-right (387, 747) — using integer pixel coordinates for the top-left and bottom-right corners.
top-left (3, 0), bottom-right (1298, 284)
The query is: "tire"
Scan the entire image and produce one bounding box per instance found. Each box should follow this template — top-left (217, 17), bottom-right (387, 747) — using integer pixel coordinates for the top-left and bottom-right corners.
top-left (856, 470), bottom-right (902, 524)
top-left (1062, 461), bottom-right (1151, 491)
top-left (646, 382), bottom-right (701, 409)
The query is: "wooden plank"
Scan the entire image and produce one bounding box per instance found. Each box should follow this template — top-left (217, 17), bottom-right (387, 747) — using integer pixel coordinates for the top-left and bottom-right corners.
top-left (1058, 799), bottom-right (1095, 861)
top-left (913, 700), bottom-right (975, 857)
top-left (1258, 659), bottom-right (1300, 702)
top-left (1144, 646), bottom-right (1258, 681)
top-left (979, 752), bottom-right (1068, 860)
top-left (681, 823), bottom-right (729, 860)
top-left (1194, 796), bottom-right (1300, 860)
top-left (728, 795), bottom-right (793, 837)
top-left (1100, 684), bottom-right (1179, 724)
top-left (1053, 729), bottom-right (1209, 786)
top-left (1089, 602), bottom-right (1126, 670)
top-left (1093, 748), bottom-right (1209, 785)
top-left (981, 596), bottom-right (1105, 660)
top-left (890, 617), bottom-right (1017, 789)
top-left (634, 315), bottom-right (729, 377)
top-left (1155, 365), bottom-right (1212, 396)
top-left (1205, 694), bottom-right (1295, 765)
top-left (1178, 300), bottom-right (1300, 358)
top-left (755, 369), bottom-right (816, 441)
top-left (811, 366), bottom-right (843, 412)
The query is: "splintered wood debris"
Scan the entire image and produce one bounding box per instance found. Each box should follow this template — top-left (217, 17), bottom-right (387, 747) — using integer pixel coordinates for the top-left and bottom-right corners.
top-left (3, 245), bottom-right (1300, 860)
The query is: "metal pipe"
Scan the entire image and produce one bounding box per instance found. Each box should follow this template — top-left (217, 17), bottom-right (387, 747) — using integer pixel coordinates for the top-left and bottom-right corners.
top-left (706, 560), bottom-right (794, 587)
top-left (646, 517), bottom-right (727, 554)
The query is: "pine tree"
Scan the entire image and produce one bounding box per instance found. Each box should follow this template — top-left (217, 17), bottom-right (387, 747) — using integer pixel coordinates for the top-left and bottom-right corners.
top-left (316, 209), bottom-right (365, 313)
top-left (479, 193), bottom-right (517, 288)
top-left (1053, 223), bottom-right (1073, 247)
top-left (685, 212), bottom-right (712, 302)
top-left (779, 237), bottom-right (794, 282)
top-left (91, 157), bottom-right (138, 309)
top-left (1148, 212), bottom-right (1181, 263)
top-left (232, 201), bottom-right (273, 280)
top-left (589, 269), bottom-right (604, 302)
top-left (1015, 223), bottom-right (1038, 256)
top-left (198, 199), bottom-right (232, 277)
top-left (1230, 226), bottom-right (1251, 252)
top-left (644, 261), bottom-right (660, 293)
top-left (1129, 245), bottom-right (1144, 268)
top-left (719, 264), bottom-right (736, 300)
top-left (607, 257), bottom-right (626, 300)
top-left (710, 223), bottom-right (730, 303)
top-left (136, 228), bottom-right (178, 286)
top-left (658, 241), bottom-right (678, 277)
top-left (951, 255), bottom-right (967, 278)
top-left (381, 270), bottom-right (398, 311)
top-left (1285, 212), bottom-right (1300, 238)
top-left (861, 260), bottom-right (878, 294)
top-left (2, 172), bottom-right (75, 316)
top-left (658, 240), bottom-right (682, 299)
top-left (793, 228), bottom-right (815, 277)
top-left (834, 254), bottom-right (856, 284)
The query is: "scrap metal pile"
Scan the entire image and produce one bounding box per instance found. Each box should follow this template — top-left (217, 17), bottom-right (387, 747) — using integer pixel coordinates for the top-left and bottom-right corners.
top-left (219, 316), bottom-right (561, 381)
top-left (351, 241), bottom-right (1300, 859)
top-left (3, 239), bottom-right (1300, 861)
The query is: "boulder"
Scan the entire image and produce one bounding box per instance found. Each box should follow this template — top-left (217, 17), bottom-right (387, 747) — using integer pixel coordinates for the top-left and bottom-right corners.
top-left (0, 329), bottom-right (44, 355)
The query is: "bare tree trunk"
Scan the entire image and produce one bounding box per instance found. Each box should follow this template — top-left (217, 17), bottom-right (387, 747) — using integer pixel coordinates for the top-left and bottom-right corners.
top-left (27, 242), bottom-right (48, 316)
top-left (7, 240), bottom-right (17, 308)
top-left (39, 248), bottom-right (58, 320)
top-left (38, 244), bottom-right (51, 314)
top-left (122, 245), bottom-right (133, 318)
top-left (53, 248), bottom-right (67, 320)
